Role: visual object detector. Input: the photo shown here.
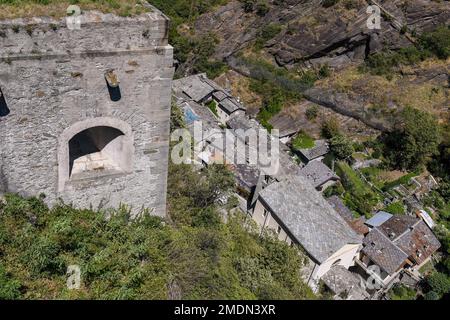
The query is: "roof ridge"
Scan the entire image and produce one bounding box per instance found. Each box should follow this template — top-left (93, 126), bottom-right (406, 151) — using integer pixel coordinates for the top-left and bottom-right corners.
top-left (393, 219), bottom-right (422, 243)
top-left (373, 227), bottom-right (409, 257)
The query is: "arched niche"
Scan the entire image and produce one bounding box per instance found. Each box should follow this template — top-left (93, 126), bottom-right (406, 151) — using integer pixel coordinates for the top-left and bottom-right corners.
top-left (58, 117), bottom-right (134, 191)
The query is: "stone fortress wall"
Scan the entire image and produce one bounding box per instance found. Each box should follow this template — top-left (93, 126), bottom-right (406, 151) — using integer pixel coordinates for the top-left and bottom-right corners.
top-left (0, 4), bottom-right (174, 217)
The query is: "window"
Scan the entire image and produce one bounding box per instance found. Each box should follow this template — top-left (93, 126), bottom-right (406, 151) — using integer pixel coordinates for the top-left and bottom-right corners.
top-left (277, 226), bottom-right (282, 234)
top-left (263, 209), bottom-right (268, 217)
top-left (0, 87), bottom-right (10, 117)
top-left (105, 70), bottom-right (121, 102)
top-left (332, 259), bottom-right (342, 266)
top-left (68, 126), bottom-right (128, 179)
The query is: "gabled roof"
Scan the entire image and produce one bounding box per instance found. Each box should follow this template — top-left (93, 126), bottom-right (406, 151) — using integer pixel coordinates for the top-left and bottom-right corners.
top-left (299, 161), bottom-right (339, 189)
top-left (379, 215), bottom-right (418, 241)
top-left (218, 97), bottom-right (244, 114)
top-left (395, 220), bottom-right (441, 265)
top-left (298, 140), bottom-right (329, 162)
top-left (259, 175), bottom-right (362, 263)
top-left (365, 211), bottom-right (393, 228)
top-left (362, 215), bottom-right (441, 274)
top-left (362, 228), bottom-right (408, 275)
top-left (172, 74), bottom-right (215, 103)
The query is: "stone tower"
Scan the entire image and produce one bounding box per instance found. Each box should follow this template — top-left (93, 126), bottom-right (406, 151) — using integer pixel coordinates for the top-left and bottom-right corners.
top-left (0, 5), bottom-right (174, 217)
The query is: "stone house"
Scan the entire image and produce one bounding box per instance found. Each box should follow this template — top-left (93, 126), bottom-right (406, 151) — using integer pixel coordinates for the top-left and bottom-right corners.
top-left (252, 175), bottom-right (363, 291)
top-left (172, 73), bottom-right (245, 125)
top-left (356, 215), bottom-right (441, 288)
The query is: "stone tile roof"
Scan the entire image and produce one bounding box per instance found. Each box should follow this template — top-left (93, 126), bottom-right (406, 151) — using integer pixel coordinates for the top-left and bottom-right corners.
top-left (322, 266), bottom-right (369, 300)
top-left (230, 163), bottom-right (261, 192)
top-left (393, 219), bottom-right (441, 266)
top-left (379, 215), bottom-right (418, 241)
top-left (259, 175), bottom-right (362, 263)
top-left (299, 140), bottom-right (329, 162)
top-left (212, 90), bottom-right (228, 102)
top-left (362, 215), bottom-right (441, 274)
top-left (299, 160), bottom-right (339, 189)
top-left (218, 97), bottom-right (243, 114)
top-left (362, 228), bottom-right (408, 275)
top-left (172, 74), bottom-right (215, 103)
top-left (328, 196), bottom-right (354, 221)
top-left (365, 211), bottom-right (393, 228)
top-left (327, 196), bottom-right (369, 236)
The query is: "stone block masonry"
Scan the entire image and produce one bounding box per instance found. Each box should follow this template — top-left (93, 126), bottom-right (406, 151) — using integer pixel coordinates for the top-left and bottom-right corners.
top-left (0, 6), bottom-right (174, 217)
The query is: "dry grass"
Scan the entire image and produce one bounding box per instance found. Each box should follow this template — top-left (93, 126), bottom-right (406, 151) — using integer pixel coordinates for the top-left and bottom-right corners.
top-left (318, 59), bottom-right (449, 122)
top-left (0, 0), bottom-right (151, 20)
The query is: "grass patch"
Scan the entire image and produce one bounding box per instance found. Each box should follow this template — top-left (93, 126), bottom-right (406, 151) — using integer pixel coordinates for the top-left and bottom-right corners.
top-left (382, 171), bottom-right (420, 191)
top-left (336, 161), bottom-right (382, 216)
top-left (206, 100), bottom-right (218, 117)
top-left (292, 131), bottom-right (315, 150)
top-left (384, 201), bottom-right (406, 215)
top-left (0, 0), bottom-right (151, 19)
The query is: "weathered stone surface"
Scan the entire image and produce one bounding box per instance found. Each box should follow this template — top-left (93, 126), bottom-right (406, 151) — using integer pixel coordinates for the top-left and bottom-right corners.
top-left (190, 0), bottom-right (449, 69)
top-left (0, 8), bottom-right (174, 217)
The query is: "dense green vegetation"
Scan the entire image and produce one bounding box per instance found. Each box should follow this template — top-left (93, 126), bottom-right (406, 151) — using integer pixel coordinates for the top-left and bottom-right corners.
top-left (388, 284), bottom-right (416, 300)
top-left (237, 58), bottom-right (323, 129)
top-left (335, 162), bottom-right (382, 217)
top-left (363, 25), bottom-right (450, 78)
top-left (382, 107), bottom-right (441, 171)
top-left (151, 0), bottom-right (229, 78)
top-left (0, 105), bottom-right (314, 300)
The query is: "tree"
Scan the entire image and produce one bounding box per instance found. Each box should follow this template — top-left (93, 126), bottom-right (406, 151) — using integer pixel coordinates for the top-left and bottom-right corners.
top-left (321, 117), bottom-right (341, 139)
top-left (426, 272), bottom-right (450, 298)
top-left (329, 135), bottom-right (354, 160)
top-left (383, 107), bottom-right (440, 170)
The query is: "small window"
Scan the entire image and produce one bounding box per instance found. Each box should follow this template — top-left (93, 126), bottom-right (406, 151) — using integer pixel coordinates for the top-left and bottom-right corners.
top-left (277, 226), bottom-right (282, 234)
top-left (0, 87), bottom-right (10, 117)
top-left (105, 70), bottom-right (121, 102)
top-left (332, 259), bottom-right (342, 266)
top-left (263, 209), bottom-right (268, 217)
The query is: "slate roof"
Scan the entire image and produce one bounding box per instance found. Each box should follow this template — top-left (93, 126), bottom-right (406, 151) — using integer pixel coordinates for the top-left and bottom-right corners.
top-left (322, 266), bottom-right (369, 300)
top-left (362, 215), bottom-right (440, 274)
top-left (230, 163), bottom-right (261, 192)
top-left (259, 175), bottom-right (362, 263)
top-left (379, 215), bottom-right (418, 241)
top-left (299, 140), bottom-right (329, 162)
top-left (218, 97), bottom-right (244, 114)
top-left (172, 74), bottom-right (215, 103)
top-left (327, 196), bottom-right (369, 236)
top-left (328, 196), bottom-right (354, 221)
top-left (299, 161), bottom-right (339, 189)
top-left (362, 228), bottom-right (408, 275)
top-left (365, 211), bottom-right (393, 228)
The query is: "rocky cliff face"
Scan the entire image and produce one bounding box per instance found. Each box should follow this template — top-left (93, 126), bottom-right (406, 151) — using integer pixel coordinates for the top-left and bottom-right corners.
top-left (184, 0), bottom-right (449, 133)
top-left (193, 0), bottom-right (449, 69)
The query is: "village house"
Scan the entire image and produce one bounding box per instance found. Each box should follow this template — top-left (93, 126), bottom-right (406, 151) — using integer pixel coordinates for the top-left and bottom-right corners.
top-left (173, 73), bottom-right (245, 125)
top-left (356, 215), bottom-right (441, 289)
top-left (300, 161), bottom-right (340, 191)
top-left (296, 140), bottom-right (329, 164)
top-left (253, 175), bottom-right (363, 291)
